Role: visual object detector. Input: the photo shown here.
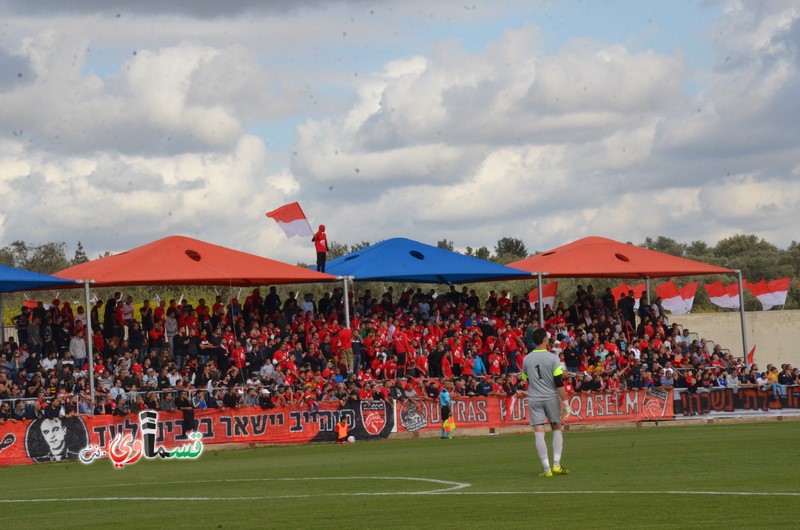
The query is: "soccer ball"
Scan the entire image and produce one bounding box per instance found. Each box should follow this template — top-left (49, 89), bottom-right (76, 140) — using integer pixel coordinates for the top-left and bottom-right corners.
top-left (347, 435), bottom-right (356, 444)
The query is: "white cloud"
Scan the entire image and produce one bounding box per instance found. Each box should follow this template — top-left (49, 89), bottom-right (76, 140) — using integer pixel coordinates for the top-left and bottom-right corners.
top-left (1, 0), bottom-right (799, 269)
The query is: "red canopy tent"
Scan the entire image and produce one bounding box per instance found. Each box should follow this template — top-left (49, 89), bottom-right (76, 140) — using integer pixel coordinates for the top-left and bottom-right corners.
top-left (55, 235), bottom-right (336, 287)
top-left (54, 235), bottom-right (336, 403)
top-left (509, 236), bottom-right (747, 363)
top-left (508, 236), bottom-right (733, 279)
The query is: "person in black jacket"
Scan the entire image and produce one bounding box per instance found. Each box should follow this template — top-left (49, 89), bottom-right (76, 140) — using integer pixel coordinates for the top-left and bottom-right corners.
top-left (175, 390), bottom-right (195, 436)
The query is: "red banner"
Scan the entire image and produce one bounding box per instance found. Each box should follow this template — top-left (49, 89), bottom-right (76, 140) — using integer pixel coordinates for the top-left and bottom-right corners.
top-left (0, 401), bottom-right (393, 467)
top-left (0, 391), bottom-right (674, 467)
top-left (395, 389), bottom-right (674, 432)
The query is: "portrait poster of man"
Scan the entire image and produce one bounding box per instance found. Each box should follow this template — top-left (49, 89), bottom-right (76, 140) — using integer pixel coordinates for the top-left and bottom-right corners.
top-left (25, 417), bottom-right (89, 463)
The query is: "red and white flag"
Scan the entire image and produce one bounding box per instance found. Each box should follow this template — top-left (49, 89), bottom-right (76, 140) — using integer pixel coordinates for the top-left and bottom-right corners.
top-left (266, 202), bottom-right (314, 238)
top-left (655, 280), bottom-right (698, 315)
top-left (746, 278), bottom-right (790, 310)
top-left (611, 283), bottom-right (646, 309)
top-left (704, 281), bottom-right (740, 309)
top-left (611, 283), bottom-right (630, 304)
top-left (528, 282), bottom-right (559, 310)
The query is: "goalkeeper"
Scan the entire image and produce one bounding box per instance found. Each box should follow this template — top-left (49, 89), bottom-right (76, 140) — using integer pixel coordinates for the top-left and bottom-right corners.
top-left (518, 328), bottom-right (571, 477)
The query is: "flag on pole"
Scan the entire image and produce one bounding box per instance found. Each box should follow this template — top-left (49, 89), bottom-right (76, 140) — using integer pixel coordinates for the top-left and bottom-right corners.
top-left (746, 278), bottom-right (790, 310)
top-left (266, 202), bottom-right (314, 238)
top-left (704, 281), bottom-right (740, 309)
top-left (655, 280), bottom-right (698, 315)
top-left (528, 282), bottom-right (559, 310)
top-left (746, 345), bottom-right (756, 365)
top-left (679, 281), bottom-right (699, 311)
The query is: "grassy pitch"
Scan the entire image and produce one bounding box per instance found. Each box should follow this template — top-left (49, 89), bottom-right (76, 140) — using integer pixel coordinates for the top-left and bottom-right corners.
top-left (0, 421), bottom-right (797, 529)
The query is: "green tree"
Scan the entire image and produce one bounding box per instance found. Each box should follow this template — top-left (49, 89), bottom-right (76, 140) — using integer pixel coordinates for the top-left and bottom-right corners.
top-left (437, 239), bottom-right (455, 252)
top-left (686, 240), bottom-right (712, 258)
top-left (0, 246), bottom-right (12, 267)
top-left (782, 241), bottom-right (800, 276)
top-left (327, 241), bottom-right (350, 260)
top-left (350, 241), bottom-right (372, 252)
top-left (494, 237), bottom-right (527, 261)
top-left (713, 234), bottom-right (786, 280)
top-left (643, 236), bottom-right (686, 257)
top-left (713, 234), bottom-right (775, 258)
top-left (474, 246), bottom-right (492, 261)
top-left (0, 240), bottom-right (69, 273)
top-left (72, 241), bottom-right (89, 265)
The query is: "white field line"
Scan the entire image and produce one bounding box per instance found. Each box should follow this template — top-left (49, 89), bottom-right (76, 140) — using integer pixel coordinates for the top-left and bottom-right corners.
top-left (3, 478), bottom-right (800, 503)
top-left (2, 476), bottom-right (470, 499)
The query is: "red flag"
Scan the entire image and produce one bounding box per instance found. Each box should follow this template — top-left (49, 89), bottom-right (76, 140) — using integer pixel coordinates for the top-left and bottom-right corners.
top-left (615, 283), bottom-right (647, 310)
top-left (528, 282), bottom-right (559, 309)
top-left (705, 281), bottom-right (739, 309)
top-left (655, 280), bottom-right (679, 300)
top-left (746, 345), bottom-right (756, 365)
top-left (747, 278), bottom-right (789, 310)
top-left (655, 280), bottom-right (698, 315)
top-left (266, 202), bottom-right (314, 238)
top-left (679, 281), bottom-right (699, 301)
top-left (746, 280), bottom-right (769, 305)
top-left (611, 283), bottom-right (630, 304)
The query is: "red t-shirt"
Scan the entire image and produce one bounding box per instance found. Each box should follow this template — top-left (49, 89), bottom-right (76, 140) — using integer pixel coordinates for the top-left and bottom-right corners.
top-left (313, 229), bottom-right (328, 253)
top-left (338, 328), bottom-right (353, 350)
top-left (442, 356), bottom-right (453, 377)
top-left (488, 353), bottom-right (502, 375)
top-left (415, 355), bottom-right (429, 376)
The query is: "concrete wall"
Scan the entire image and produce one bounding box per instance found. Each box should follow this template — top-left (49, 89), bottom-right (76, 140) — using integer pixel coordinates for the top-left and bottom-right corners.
top-left (676, 310), bottom-right (800, 368)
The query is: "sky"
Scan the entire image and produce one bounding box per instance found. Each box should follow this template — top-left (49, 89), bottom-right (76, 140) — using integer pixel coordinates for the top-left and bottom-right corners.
top-left (0, 0), bottom-right (798, 265)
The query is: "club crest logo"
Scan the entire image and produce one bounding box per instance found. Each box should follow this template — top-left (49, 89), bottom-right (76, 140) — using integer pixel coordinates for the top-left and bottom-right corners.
top-left (642, 388), bottom-right (669, 420)
top-left (360, 401), bottom-right (387, 436)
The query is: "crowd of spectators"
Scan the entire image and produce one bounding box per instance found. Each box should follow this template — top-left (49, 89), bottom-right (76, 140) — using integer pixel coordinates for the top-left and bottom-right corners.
top-left (1, 284), bottom-right (798, 424)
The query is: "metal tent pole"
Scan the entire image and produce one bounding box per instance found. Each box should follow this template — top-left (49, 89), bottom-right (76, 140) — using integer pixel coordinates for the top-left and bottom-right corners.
top-left (537, 272), bottom-right (544, 328)
top-left (342, 276), bottom-right (351, 328)
top-left (0, 293), bottom-right (5, 344)
top-left (736, 270), bottom-right (749, 368)
top-left (84, 281), bottom-right (96, 408)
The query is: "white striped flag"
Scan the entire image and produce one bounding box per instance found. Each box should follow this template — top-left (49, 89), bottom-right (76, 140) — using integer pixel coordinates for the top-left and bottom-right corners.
top-left (704, 281), bottom-right (740, 309)
top-left (528, 282), bottom-right (559, 309)
top-left (746, 278), bottom-right (790, 310)
top-left (266, 202), bottom-right (314, 238)
top-left (655, 280), bottom-right (698, 315)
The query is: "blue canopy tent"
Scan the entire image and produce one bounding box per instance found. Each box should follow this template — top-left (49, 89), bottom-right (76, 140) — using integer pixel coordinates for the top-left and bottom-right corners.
top-left (322, 238), bottom-right (533, 284)
top-left (319, 238), bottom-right (532, 328)
top-left (0, 264), bottom-right (78, 343)
top-left (0, 264), bottom-right (76, 293)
